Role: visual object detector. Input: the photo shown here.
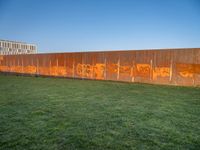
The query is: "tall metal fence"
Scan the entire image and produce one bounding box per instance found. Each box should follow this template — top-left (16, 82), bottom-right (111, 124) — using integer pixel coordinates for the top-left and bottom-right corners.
top-left (0, 48), bottom-right (200, 86)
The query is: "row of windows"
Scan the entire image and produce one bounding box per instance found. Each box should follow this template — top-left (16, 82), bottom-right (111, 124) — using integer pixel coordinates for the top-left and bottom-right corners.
top-left (0, 41), bottom-right (36, 50)
top-left (0, 51), bottom-right (35, 55)
top-left (0, 51), bottom-right (20, 55)
top-left (0, 47), bottom-right (36, 54)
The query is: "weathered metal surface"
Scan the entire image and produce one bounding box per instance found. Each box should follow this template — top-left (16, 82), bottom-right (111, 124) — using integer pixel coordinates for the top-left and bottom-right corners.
top-left (0, 48), bottom-right (200, 86)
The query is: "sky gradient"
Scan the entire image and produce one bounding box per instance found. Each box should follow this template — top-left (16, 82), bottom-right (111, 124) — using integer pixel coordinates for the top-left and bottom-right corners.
top-left (0, 0), bottom-right (200, 53)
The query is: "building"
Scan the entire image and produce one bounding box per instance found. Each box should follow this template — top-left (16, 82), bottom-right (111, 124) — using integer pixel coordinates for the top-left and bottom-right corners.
top-left (0, 39), bottom-right (37, 55)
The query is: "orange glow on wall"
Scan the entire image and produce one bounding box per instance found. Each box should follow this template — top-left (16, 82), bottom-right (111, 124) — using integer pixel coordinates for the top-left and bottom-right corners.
top-left (0, 48), bottom-right (200, 86)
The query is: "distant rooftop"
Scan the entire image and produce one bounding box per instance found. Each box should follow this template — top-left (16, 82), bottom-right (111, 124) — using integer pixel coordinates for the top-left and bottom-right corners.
top-left (0, 39), bottom-right (36, 45)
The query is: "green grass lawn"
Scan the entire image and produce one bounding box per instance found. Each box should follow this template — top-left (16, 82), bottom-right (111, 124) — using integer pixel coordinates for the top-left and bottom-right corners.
top-left (0, 74), bottom-right (200, 150)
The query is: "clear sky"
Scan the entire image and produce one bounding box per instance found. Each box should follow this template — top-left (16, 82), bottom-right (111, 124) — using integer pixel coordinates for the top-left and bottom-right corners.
top-left (0, 0), bottom-right (200, 53)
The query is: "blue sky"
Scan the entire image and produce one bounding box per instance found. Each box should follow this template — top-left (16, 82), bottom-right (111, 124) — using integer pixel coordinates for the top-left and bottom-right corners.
top-left (0, 0), bottom-right (200, 53)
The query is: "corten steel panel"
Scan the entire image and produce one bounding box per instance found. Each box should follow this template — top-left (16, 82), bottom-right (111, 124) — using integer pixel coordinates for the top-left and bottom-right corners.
top-left (55, 53), bottom-right (66, 77)
top-left (134, 50), bottom-right (154, 83)
top-left (118, 51), bottom-right (135, 82)
top-left (2, 56), bottom-right (9, 72)
top-left (22, 54), bottom-right (36, 74)
top-left (0, 55), bottom-right (5, 72)
top-left (4, 55), bottom-right (9, 72)
top-left (38, 54), bottom-right (45, 75)
top-left (32, 54), bottom-right (39, 75)
top-left (0, 56), bottom-right (2, 71)
top-left (194, 49), bottom-right (200, 85)
top-left (73, 53), bottom-right (83, 79)
top-left (5, 55), bottom-right (10, 72)
top-left (172, 49), bottom-right (196, 86)
top-left (41, 54), bottom-right (51, 76)
top-left (11, 55), bottom-right (17, 72)
top-left (0, 55), bottom-right (4, 72)
top-left (0, 48), bottom-right (200, 86)
top-left (105, 51), bottom-right (119, 81)
top-left (2, 56), bottom-right (6, 72)
top-left (11, 55), bottom-right (17, 73)
top-left (16, 55), bottom-right (23, 73)
top-left (10, 55), bottom-right (16, 72)
top-left (65, 53), bottom-right (74, 78)
top-left (49, 54), bottom-right (57, 76)
top-left (7, 55), bottom-right (13, 72)
top-left (82, 52), bottom-right (94, 79)
top-left (153, 50), bottom-right (172, 85)
top-left (46, 54), bottom-right (52, 76)
top-left (92, 52), bottom-right (105, 80)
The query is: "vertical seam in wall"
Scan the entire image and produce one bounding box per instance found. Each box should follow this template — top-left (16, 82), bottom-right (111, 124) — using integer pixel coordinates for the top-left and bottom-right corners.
top-left (49, 59), bottom-right (51, 76)
top-left (117, 54), bottom-right (120, 80)
top-left (82, 54), bottom-right (84, 80)
top-left (43, 56), bottom-right (45, 75)
top-left (193, 49), bottom-right (195, 86)
top-left (73, 55), bottom-right (75, 79)
top-left (104, 53), bottom-right (107, 80)
top-left (14, 57), bottom-right (15, 73)
top-left (131, 60), bottom-right (135, 82)
top-left (37, 58), bottom-right (39, 75)
top-left (22, 57), bottom-right (24, 74)
top-left (9, 57), bottom-right (11, 72)
top-left (92, 54), bottom-right (94, 79)
top-left (170, 58), bottom-right (173, 82)
top-left (64, 55), bottom-right (66, 77)
top-left (150, 59), bottom-right (153, 81)
top-left (56, 57), bottom-right (58, 76)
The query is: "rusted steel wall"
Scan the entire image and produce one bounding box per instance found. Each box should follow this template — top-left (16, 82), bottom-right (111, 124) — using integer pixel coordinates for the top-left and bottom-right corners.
top-left (0, 48), bottom-right (200, 86)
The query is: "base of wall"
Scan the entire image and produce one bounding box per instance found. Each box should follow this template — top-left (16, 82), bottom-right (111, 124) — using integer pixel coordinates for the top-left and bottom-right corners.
top-left (1, 71), bottom-right (199, 87)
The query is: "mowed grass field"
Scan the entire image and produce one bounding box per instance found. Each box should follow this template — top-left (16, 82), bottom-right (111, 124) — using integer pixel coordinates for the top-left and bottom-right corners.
top-left (0, 74), bottom-right (200, 150)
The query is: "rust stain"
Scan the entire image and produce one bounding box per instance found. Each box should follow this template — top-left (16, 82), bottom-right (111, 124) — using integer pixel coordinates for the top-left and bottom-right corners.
top-left (177, 64), bottom-right (194, 78)
top-left (50, 66), bottom-right (66, 76)
top-left (66, 66), bottom-right (73, 76)
top-left (119, 66), bottom-right (131, 75)
top-left (0, 56), bottom-right (3, 61)
top-left (177, 64), bottom-right (193, 78)
top-left (0, 66), bottom-right (9, 72)
top-left (93, 63), bottom-right (105, 79)
top-left (194, 65), bottom-right (200, 74)
top-left (24, 66), bottom-right (37, 74)
top-left (76, 64), bottom-right (83, 76)
top-left (107, 63), bottom-right (118, 73)
top-left (153, 67), bottom-right (170, 80)
top-left (176, 63), bottom-right (200, 78)
top-left (13, 66), bottom-right (23, 73)
top-left (83, 64), bottom-right (93, 78)
top-left (136, 64), bottom-right (150, 77)
top-left (38, 67), bottom-right (49, 75)
top-left (76, 63), bottom-right (105, 79)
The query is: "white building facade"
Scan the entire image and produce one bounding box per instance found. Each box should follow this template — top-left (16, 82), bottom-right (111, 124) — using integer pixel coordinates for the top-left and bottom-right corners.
top-left (0, 40), bottom-right (37, 55)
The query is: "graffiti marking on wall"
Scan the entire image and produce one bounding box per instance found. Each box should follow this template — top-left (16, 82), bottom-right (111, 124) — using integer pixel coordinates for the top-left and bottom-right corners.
top-left (93, 63), bottom-right (105, 79)
top-left (153, 67), bottom-right (170, 80)
top-left (76, 63), bottom-right (105, 79)
top-left (119, 65), bottom-right (131, 75)
top-left (24, 66), bottom-right (37, 74)
top-left (107, 63), bottom-right (118, 73)
top-left (176, 63), bottom-right (200, 78)
top-left (50, 66), bottom-right (66, 76)
top-left (136, 64), bottom-right (150, 77)
top-left (177, 64), bottom-right (194, 78)
top-left (0, 48), bottom-right (200, 86)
